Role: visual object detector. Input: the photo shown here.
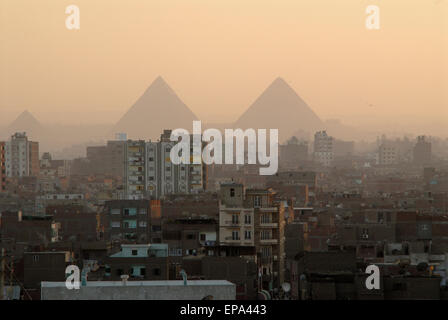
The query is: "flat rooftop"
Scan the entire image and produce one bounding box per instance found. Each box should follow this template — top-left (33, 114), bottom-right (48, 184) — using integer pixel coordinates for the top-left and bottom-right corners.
top-left (42, 280), bottom-right (234, 288)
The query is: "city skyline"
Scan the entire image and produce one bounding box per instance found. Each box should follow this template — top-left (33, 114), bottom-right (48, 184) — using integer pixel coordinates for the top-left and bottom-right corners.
top-left (0, 0), bottom-right (446, 133)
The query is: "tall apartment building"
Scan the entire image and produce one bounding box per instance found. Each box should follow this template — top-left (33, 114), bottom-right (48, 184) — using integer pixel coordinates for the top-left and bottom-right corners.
top-left (124, 140), bottom-right (146, 199)
top-left (124, 130), bottom-right (204, 200)
top-left (313, 131), bottom-right (333, 167)
top-left (3, 132), bottom-right (39, 177)
top-left (0, 142), bottom-right (5, 192)
top-left (218, 183), bottom-right (285, 292)
top-left (413, 135), bottom-right (431, 165)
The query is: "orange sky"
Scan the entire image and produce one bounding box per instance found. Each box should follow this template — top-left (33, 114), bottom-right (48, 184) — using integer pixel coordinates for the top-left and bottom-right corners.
top-left (0, 0), bottom-right (447, 133)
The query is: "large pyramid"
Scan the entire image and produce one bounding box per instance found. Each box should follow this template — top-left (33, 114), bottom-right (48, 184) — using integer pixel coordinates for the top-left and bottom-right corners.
top-left (6, 110), bottom-right (45, 138)
top-left (113, 76), bottom-right (198, 140)
top-left (234, 77), bottom-right (324, 141)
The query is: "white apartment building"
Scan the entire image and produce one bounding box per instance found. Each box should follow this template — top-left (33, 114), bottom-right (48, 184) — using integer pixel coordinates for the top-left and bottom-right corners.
top-left (313, 130), bottom-right (333, 167)
top-left (124, 130), bottom-right (204, 200)
top-left (4, 132), bottom-right (39, 177)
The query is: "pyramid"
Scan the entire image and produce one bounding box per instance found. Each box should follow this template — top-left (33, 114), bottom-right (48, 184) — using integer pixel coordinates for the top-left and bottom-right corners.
top-left (113, 76), bottom-right (198, 140)
top-left (6, 110), bottom-right (45, 138)
top-left (234, 77), bottom-right (324, 141)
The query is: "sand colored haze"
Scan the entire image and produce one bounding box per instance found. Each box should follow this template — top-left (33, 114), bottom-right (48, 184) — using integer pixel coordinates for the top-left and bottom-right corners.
top-left (0, 0), bottom-right (447, 135)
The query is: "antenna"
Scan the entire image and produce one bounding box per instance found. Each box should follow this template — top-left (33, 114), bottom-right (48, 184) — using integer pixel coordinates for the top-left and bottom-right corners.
top-left (179, 269), bottom-right (187, 286)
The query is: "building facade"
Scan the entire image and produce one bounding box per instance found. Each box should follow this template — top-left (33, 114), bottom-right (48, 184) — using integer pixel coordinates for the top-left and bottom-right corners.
top-left (313, 131), bottom-right (333, 167)
top-left (124, 130), bottom-right (204, 200)
top-left (218, 183), bottom-right (285, 292)
top-left (3, 132), bottom-right (39, 178)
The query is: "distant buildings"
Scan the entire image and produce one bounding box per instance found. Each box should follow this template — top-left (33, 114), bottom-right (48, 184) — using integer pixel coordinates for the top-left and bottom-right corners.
top-left (378, 143), bottom-right (397, 165)
top-left (279, 139), bottom-right (308, 169)
top-left (0, 142), bottom-right (5, 192)
top-left (3, 132), bottom-right (39, 178)
top-left (86, 141), bottom-right (126, 178)
top-left (313, 131), bottom-right (333, 167)
top-left (413, 135), bottom-right (432, 165)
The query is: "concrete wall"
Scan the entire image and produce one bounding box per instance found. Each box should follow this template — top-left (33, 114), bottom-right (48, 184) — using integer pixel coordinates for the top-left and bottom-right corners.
top-left (41, 280), bottom-right (236, 300)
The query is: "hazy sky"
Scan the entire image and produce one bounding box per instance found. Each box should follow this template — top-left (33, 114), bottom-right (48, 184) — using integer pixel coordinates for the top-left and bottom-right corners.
top-left (0, 0), bottom-right (447, 132)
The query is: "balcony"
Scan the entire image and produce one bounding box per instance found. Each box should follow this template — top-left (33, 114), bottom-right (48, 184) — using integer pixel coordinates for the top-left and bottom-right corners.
top-left (259, 222), bottom-right (278, 228)
top-left (259, 238), bottom-right (278, 245)
top-left (224, 236), bottom-right (241, 241)
top-left (223, 220), bottom-right (241, 227)
top-left (220, 236), bottom-right (243, 245)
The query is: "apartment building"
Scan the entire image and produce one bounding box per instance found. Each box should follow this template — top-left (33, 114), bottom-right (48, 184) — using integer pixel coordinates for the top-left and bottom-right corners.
top-left (104, 243), bottom-right (169, 281)
top-left (86, 140), bottom-right (126, 177)
top-left (104, 200), bottom-right (151, 243)
top-left (3, 132), bottom-right (39, 178)
top-left (313, 131), bottom-right (333, 167)
top-left (218, 183), bottom-right (285, 292)
top-left (0, 141), bottom-right (5, 192)
top-left (124, 130), bottom-right (205, 200)
top-left (378, 143), bottom-right (397, 165)
top-left (124, 140), bottom-right (146, 199)
top-left (413, 135), bottom-right (431, 165)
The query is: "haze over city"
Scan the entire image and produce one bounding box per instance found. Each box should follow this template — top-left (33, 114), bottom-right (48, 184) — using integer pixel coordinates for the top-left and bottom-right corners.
top-left (2, 0), bottom-right (448, 306)
top-left (1, 0), bottom-right (447, 140)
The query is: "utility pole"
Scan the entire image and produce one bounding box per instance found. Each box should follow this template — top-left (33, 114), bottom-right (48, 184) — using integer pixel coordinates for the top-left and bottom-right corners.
top-left (0, 248), bottom-right (5, 300)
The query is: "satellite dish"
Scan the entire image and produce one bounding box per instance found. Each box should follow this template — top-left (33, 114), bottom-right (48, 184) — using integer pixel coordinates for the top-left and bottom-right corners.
top-left (282, 282), bottom-right (291, 293)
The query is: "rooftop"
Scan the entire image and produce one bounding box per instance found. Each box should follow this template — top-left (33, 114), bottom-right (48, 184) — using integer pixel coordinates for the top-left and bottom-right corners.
top-left (42, 280), bottom-right (234, 288)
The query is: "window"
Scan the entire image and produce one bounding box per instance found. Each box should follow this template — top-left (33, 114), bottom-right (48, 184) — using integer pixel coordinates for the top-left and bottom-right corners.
top-left (261, 213), bottom-right (271, 224)
top-left (232, 214), bottom-right (239, 224)
top-left (230, 188), bottom-right (235, 197)
top-left (33, 255), bottom-right (39, 263)
top-left (254, 196), bottom-right (262, 208)
top-left (245, 215), bottom-right (251, 224)
top-left (111, 221), bottom-right (120, 228)
top-left (111, 208), bottom-right (121, 215)
top-left (232, 231), bottom-right (240, 240)
top-left (139, 221), bottom-right (147, 228)
top-left (261, 246), bottom-right (271, 257)
top-left (245, 230), bottom-right (251, 240)
top-left (132, 250), bottom-right (138, 256)
top-left (200, 234), bottom-right (206, 241)
top-left (260, 230), bottom-right (271, 240)
top-left (153, 268), bottom-right (161, 276)
top-left (186, 233), bottom-right (195, 240)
